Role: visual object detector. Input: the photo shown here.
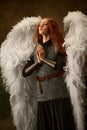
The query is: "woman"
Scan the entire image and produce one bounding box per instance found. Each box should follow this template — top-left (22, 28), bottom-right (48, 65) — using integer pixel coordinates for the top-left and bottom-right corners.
top-left (22, 18), bottom-right (75, 130)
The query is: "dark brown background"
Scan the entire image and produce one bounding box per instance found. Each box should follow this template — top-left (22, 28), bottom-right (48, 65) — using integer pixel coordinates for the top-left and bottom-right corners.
top-left (0, 0), bottom-right (87, 130)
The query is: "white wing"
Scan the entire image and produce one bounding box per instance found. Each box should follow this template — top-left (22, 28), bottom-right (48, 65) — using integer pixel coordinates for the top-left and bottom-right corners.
top-left (0, 16), bottom-right (42, 130)
top-left (63, 11), bottom-right (87, 130)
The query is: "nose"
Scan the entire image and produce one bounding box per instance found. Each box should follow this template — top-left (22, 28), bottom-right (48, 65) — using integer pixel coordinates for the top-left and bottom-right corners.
top-left (39, 24), bottom-right (43, 28)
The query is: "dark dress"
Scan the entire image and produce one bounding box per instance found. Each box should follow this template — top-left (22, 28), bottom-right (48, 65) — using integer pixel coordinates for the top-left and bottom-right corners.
top-left (23, 40), bottom-right (76, 130)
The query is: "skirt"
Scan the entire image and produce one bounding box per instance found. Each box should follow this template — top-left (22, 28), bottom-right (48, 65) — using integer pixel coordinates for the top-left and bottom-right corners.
top-left (37, 97), bottom-right (76, 130)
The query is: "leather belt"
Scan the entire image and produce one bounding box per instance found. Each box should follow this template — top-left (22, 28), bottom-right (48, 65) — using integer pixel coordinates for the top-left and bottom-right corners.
top-left (36, 71), bottom-right (64, 82)
top-left (36, 71), bottom-right (64, 94)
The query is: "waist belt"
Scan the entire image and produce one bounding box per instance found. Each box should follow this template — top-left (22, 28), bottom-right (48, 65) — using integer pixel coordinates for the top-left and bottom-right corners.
top-left (36, 71), bottom-right (64, 82)
top-left (36, 71), bottom-right (64, 94)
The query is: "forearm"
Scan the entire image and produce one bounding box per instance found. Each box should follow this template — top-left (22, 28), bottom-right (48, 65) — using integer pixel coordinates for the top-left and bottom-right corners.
top-left (22, 55), bottom-right (39, 77)
top-left (22, 62), bottom-right (41, 77)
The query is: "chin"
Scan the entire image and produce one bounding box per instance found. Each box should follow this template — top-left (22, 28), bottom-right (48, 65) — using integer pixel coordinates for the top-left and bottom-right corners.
top-left (39, 31), bottom-right (43, 35)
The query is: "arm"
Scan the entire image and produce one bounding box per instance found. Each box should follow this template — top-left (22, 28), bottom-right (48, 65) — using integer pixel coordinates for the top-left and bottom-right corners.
top-left (22, 56), bottom-right (41, 77)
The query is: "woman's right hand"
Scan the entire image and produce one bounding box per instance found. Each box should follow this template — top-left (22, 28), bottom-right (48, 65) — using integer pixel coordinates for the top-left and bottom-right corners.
top-left (36, 44), bottom-right (46, 63)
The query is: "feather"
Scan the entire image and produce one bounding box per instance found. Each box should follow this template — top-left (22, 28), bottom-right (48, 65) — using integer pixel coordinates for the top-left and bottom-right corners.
top-left (0, 16), bottom-right (42, 130)
top-left (63, 11), bottom-right (87, 130)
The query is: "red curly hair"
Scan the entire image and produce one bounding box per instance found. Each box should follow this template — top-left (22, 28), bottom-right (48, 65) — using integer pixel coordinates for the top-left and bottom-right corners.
top-left (36, 17), bottom-right (65, 54)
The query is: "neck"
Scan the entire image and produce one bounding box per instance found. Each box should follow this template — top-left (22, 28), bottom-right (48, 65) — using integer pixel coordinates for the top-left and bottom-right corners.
top-left (42, 35), bottom-right (50, 43)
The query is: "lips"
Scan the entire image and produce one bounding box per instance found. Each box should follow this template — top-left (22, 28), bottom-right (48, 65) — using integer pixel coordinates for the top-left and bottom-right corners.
top-left (39, 29), bottom-right (43, 33)
top-left (39, 28), bottom-right (43, 31)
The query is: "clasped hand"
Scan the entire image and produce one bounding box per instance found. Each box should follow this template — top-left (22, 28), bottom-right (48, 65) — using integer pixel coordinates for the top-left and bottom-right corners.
top-left (36, 44), bottom-right (46, 63)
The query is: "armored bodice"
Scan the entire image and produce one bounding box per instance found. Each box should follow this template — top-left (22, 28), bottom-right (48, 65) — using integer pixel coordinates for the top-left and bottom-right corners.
top-left (33, 40), bottom-right (69, 101)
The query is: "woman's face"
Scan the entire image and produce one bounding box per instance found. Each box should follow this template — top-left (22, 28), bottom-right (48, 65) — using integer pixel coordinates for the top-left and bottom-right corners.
top-left (38, 18), bottom-right (50, 36)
